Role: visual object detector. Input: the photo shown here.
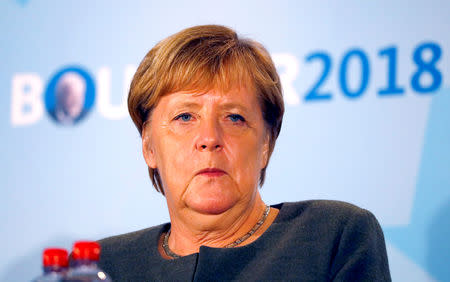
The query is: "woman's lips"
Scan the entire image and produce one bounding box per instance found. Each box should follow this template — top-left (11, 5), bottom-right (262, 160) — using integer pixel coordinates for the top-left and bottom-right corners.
top-left (197, 168), bottom-right (226, 177)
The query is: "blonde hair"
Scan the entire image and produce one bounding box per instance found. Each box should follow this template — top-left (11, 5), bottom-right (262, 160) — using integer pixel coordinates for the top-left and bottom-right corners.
top-left (128, 24), bottom-right (284, 194)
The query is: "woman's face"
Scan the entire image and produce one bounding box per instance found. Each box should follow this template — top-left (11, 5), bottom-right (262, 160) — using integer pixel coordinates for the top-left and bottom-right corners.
top-left (143, 87), bottom-right (270, 216)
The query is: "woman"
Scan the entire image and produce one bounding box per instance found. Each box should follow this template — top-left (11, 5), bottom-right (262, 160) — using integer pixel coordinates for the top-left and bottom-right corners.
top-left (99, 25), bottom-right (391, 281)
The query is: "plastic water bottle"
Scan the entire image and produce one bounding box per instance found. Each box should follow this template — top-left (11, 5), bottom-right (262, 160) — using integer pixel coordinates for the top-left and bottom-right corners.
top-left (64, 241), bottom-right (111, 282)
top-left (33, 248), bottom-right (69, 282)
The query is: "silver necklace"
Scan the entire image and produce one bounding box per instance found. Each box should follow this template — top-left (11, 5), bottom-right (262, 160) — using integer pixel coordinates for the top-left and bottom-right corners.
top-left (163, 205), bottom-right (271, 259)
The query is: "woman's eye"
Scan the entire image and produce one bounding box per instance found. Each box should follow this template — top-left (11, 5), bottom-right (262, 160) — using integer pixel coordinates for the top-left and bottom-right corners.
top-left (175, 113), bottom-right (193, 122)
top-left (228, 114), bottom-right (245, 123)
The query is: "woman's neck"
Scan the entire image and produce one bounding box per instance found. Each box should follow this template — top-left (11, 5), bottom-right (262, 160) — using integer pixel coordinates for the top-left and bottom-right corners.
top-left (163, 194), bottom-right (278, 257)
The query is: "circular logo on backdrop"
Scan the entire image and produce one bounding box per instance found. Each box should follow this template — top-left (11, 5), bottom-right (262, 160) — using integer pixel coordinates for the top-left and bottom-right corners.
top-left (45, 66), bottom-right (96, 125)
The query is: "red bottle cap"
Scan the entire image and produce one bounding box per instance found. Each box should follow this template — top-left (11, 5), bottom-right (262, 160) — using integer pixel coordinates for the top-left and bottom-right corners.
top-left (43, 248), bottom-right (69, 267)
top-left (71, 241), bottom-right (101, 261)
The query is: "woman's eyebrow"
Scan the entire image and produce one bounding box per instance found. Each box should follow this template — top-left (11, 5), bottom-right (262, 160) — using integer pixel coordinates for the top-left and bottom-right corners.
top-left (219, 103), bottom-right (249, 112)
top-left (170, 101), bottom-right (202, 109)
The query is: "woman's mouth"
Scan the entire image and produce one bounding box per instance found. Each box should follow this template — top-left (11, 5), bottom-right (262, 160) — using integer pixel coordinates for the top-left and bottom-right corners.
top-left (196, 168), bottom-right (226, 177)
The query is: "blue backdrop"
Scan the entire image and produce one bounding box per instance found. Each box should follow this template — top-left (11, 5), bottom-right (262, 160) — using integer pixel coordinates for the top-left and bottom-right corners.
top-left (1, 0), bottom-right (449, 281)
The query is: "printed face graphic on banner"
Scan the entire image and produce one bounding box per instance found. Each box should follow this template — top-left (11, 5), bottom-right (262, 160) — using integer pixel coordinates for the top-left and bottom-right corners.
top-left (45, 66), bottom-right (96, 125)
top-left (55, 72), bottom-right (85, 122)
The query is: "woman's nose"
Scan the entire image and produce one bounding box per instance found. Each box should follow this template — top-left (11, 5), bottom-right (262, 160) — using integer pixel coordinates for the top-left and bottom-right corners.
top-left (195, 119), bottom-right (223, 152)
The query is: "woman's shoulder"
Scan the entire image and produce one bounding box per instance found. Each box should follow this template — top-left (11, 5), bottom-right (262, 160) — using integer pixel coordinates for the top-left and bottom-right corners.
top-left (274, 200), bottom-right (380, 229)
top-left (98, 223), bottom-right (168, 256)
top-left (273, 201), bottom-right (390, 281)
top-left (97, 223), bottom-right (169, 279)
top-left (278, 199), bottom-right (370, 214)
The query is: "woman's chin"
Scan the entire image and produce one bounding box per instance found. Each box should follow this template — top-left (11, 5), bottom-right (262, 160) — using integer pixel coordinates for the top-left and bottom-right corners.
top-left (179, 177), bottom-right (239, 214)
top-left (187, 199), bottom-right (235, 215)
top-left (184, 186), bottom-right (238, 215)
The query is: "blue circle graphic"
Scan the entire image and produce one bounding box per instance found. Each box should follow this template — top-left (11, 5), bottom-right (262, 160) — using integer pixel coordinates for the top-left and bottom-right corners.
top-left (45, 66), bottom-right (96, 125)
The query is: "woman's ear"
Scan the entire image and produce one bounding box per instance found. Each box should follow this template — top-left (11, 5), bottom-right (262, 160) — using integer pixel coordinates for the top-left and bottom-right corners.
top-left (142, 124), bottom-right (157, 169)
top-left (261, 133), bottom-right (270, 169)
